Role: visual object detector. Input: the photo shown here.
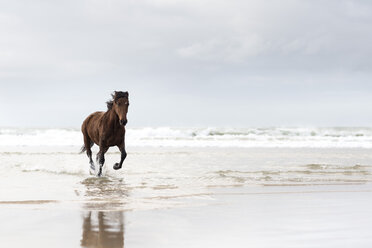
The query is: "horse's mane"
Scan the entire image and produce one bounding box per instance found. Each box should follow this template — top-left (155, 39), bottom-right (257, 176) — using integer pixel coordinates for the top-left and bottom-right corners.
top-left (106, 91), bottom-right (129, 110)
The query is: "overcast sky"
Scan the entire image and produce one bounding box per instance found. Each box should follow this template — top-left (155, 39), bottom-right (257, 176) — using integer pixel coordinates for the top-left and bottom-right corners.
top-left (1, 0), bottom-right (372, 128)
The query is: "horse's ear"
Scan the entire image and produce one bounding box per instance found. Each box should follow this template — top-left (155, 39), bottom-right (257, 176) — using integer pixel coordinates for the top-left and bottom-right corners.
top-left (124, 91), bottom-right (129, 97)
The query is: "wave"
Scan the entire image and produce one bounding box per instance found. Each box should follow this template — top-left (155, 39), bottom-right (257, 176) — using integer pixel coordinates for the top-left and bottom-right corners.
top-left (1, 127), bottom-right (372, 148)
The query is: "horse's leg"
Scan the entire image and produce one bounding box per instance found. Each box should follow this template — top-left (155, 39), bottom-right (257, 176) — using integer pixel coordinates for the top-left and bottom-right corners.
top-left (113, 143), bottom-right (127, 170)
top-left (84, 135), bottom-right (95, 171)
top-left (96, 146), bottom-right (108, 177)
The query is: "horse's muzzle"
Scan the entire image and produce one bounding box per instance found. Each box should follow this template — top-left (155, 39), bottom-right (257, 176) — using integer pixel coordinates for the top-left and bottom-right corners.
top-left (120, 119), bottom-right (127, 126)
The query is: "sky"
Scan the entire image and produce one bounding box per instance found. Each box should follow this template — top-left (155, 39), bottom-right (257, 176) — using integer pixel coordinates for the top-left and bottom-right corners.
top-left (1, 0), bottom-right (372, 128)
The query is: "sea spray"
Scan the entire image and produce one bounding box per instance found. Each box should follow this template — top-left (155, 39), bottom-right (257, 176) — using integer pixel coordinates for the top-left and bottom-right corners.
top-left (1, 127), bottom-right (372, 148)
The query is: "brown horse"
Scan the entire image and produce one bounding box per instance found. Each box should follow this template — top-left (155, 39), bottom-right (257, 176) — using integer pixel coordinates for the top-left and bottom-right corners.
top-left (81, 91), bottom-right (129, 176)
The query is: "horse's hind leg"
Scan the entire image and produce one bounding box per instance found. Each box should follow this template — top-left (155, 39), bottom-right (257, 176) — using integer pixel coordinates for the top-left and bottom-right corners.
top-left (83, 134), bottom-right (95, 171)
top-left (96, 146), bottom-right (108, 177)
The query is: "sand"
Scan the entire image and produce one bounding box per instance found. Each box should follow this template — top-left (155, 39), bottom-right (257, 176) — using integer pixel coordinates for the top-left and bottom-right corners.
top-left (0, 146), bottom-right (372, 247)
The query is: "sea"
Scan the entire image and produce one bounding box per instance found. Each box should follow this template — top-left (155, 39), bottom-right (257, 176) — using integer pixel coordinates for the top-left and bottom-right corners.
top-left (1, 127), bottom-right (372, 247)
top-left (1, 126), bottom-right (372, 148)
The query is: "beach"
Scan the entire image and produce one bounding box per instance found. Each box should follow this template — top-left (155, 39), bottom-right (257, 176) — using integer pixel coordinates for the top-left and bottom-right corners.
top-left (1, 0), bottom-right (371, 246)
top-left (1, 128), bottom-right (372, 247)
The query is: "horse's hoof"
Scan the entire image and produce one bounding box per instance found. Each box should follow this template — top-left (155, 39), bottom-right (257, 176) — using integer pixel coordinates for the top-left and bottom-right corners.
top-left (89, 164), bottom-right (95, 175)
top-left (113, 163), bottom-right (122, 170)
top-left (97, 167), bottom-right (103, 177)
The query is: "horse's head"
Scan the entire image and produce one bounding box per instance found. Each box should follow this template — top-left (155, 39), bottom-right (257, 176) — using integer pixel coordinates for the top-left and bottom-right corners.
top-left (110, 91), bottom-right (129, 126)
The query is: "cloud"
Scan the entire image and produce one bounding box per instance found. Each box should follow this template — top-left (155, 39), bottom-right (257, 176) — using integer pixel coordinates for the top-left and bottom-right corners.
top-left (1, 0), bottom-right (372, 127)
top-left (177, 34), bottom-right (267, 63)
top-left (1, 0), bottom-right (372, 74)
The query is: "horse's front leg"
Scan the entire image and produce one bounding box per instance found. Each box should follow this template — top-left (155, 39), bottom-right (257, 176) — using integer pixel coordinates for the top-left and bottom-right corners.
top-left (96, 146), bottom-right (108, 177)
top-left (113, 143), bottom-right (127, 170)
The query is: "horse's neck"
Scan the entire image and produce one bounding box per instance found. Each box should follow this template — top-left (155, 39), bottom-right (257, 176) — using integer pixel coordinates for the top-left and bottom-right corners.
top-left (104, 109), bottom-right (120, 129)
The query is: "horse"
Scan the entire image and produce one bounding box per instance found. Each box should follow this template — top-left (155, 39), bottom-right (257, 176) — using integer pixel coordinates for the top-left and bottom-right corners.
top-left (81, 91), bottom-right (129, 176)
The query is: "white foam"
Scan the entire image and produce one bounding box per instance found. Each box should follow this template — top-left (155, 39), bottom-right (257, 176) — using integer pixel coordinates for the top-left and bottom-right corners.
top-left (1, 127), bottom-right (372, 148)
top-left (0, 128), bottom-right (82, 146)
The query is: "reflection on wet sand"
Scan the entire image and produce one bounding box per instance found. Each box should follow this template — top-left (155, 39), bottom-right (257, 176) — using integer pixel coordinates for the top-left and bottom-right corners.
top-left (81, 211), bottom-right (124, 248)
top-left (81, 177), bottom-right (129, 210)
top-left (80, 177), bottom-right (128, 248)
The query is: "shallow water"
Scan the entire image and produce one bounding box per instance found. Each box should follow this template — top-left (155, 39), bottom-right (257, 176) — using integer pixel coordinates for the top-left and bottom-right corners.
top-left (1, 146), bottom-right (372, 247)
top-left (1, 147), bottom-right (372, 209)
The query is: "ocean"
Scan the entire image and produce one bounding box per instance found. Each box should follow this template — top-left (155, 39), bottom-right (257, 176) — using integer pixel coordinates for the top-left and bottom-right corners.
top-left (1, 127), bottom-right (372, 247)
top-left (1, 126), bottom-right (372, 148)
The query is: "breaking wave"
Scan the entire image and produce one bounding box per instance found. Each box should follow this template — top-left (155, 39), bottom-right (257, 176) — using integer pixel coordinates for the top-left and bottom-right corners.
top-left (1, 127), bottom-right (372, 148)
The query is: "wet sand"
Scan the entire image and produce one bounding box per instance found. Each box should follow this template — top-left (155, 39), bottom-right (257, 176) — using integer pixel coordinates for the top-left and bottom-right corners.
top-left (1, 147), bottom-right (372, 247)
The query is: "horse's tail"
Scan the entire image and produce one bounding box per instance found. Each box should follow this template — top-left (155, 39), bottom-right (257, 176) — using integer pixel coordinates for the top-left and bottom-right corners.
top-left (80, 145), bottom-right (87, 154)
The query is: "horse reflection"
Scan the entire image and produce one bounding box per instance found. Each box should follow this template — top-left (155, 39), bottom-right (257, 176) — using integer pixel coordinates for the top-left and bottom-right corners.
top-left (81, 211), bottom-right (124, 248)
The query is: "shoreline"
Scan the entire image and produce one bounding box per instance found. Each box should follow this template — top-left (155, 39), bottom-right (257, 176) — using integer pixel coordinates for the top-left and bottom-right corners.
top-left (1, 146), bottom-right (372, 247)
top-left (1, 184), bottom-right (372, 247)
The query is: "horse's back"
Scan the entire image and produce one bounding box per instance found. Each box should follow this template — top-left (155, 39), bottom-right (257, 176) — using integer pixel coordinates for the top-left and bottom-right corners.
top-left (81, 111), bottom-right (104, 144)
